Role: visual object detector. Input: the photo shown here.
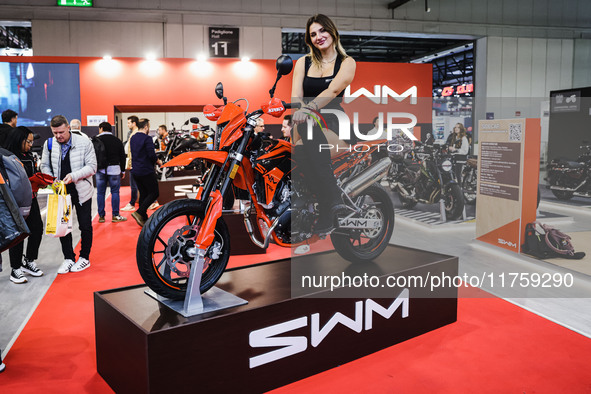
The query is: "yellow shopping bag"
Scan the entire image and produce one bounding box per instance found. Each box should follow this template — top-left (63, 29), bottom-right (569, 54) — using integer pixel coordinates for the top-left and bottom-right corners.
top-left (45, 181), bottom-right (73, 237)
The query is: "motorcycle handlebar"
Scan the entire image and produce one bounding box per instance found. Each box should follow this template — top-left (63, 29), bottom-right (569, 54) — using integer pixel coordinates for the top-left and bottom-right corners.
top-left (282, 101), bottom-right (301, 110)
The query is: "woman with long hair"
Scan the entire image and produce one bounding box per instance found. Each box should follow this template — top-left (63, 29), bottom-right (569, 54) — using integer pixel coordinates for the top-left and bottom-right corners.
top-left (291, 14), bottom-right (356, 233)
top-left (4, 126), bottom-right (45, 283)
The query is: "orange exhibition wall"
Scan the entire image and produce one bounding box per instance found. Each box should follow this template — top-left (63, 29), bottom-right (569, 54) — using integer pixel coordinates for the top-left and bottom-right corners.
top-left (0, 56), bottom-right (432, 125)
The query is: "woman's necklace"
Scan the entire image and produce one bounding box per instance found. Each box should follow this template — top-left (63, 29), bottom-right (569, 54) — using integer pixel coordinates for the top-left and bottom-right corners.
top-left (321, 54), bottom-right (337, 64)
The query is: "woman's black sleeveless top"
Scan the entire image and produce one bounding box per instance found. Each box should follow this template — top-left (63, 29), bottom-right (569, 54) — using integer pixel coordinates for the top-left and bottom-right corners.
top-left (302, 56), bottom-right (345, 105)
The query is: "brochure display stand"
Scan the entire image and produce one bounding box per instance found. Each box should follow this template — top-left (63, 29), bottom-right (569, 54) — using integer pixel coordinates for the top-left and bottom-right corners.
top-left (475, 118), bottom-right (541, 252)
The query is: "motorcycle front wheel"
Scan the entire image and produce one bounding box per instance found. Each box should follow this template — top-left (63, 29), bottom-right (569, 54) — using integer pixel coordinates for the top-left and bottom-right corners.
top-left (444, 183), bottom-right (464, 220)
top-left (331, 184), bottom-right (395, 263)
top-left (461, 168), bottom-right (477, 205)
top-left (136, 199), bottom-right (230, 300)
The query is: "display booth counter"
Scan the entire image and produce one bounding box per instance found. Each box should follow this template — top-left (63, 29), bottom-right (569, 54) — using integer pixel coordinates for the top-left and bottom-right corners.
top-left (95, 245), bottom-right (458, 394)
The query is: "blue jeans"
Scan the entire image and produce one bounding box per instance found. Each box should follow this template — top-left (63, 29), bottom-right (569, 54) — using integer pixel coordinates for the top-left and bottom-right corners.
top-left (129, 171), bottom-right (138, 205)
top-left (96, 171), bottom-right (122, 217)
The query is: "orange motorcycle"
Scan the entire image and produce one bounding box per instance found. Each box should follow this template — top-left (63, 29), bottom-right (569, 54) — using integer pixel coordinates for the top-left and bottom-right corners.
top-left (136, 56), bottom-right (395, 300)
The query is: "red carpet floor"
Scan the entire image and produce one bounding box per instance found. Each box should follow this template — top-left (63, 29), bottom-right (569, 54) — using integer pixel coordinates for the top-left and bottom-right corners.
top-left (1, 189), bottom-right (591, 393)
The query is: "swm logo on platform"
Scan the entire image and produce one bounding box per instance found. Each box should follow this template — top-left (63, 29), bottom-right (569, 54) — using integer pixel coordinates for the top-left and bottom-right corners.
top-left (248, 289), bottom-right (409, 368)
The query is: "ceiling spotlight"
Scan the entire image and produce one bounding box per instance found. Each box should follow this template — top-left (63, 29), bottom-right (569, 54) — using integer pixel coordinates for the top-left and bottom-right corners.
top-left (241, 56), bottom-right (251, 62)
top-left (197, 53), bottom-right (208, 62)
top-left (103, 55), bottom-right (112, 61)
top-left (146, 53), bottom-right (156, 61)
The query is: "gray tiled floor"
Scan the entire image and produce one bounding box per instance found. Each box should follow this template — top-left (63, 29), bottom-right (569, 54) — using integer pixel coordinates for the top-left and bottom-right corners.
top-left (1, 190), bottom-right (591, 363)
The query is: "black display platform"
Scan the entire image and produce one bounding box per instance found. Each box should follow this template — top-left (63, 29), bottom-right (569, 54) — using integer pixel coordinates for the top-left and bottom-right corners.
top-left (95, 245), bottom-right (458, 394)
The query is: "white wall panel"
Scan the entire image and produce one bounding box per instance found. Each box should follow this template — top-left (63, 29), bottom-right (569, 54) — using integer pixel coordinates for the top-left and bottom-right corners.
top-left (559, 39), bottom-right (574, 90)
top-left (262, 27), bottom-right (282, 59)
top-left (164, 23), bottom-right (183, 58)
top-left (486, 36), bottom-right (503, 98)
top-left (242, 27), bottom-right (264, 59)
top-left (530, 39), bottom-right (548, 97)
top-left (573, 39), bottom-right (591, 87)
top-left (516, 38), bottom-right (533, 97)
top-left (182, 25), bottom-right (206, 60)
top-left (501, 37), bottom-right (518, 98)
top-left (545, 39), bottom-right (563, 94)
top-left (31, 20), bottom-right (71, 56)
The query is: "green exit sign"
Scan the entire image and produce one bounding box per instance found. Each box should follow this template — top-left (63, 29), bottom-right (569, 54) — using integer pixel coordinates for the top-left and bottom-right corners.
top-left (57, 0), bottom-right (93, 7)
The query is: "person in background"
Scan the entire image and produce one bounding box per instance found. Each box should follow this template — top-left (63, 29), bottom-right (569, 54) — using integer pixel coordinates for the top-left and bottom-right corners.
top-left (448, 123), bottom-right (469, 155)
top-left (281, 115), bottom-right (293, 142)
top-left (130, 118), bottom-right (162, 227)
top-left (95, 122), bottom-right (127, 223)
top-left (122, 115), bottom-right (139, 211)
top-left (4, 126), bottom-right (46, 283)
top-left (254, 118), bottom-right (265, 134)
top-left (70, 119), bottom-right (89, 139)
top-left (156, 124), bottom-right (168, 151)
top-left (41, 115), bottom-right (97, 274)
top-left (448, 123), bottom-right (469, 181)
top-left (0, 109), bottom-right (18, 146)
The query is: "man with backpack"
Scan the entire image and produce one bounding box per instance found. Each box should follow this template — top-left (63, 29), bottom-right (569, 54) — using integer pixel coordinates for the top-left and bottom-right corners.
top-left (41, 115), bottom-right (97, 274)
top-left (94, 122), bottom-right (127, 223)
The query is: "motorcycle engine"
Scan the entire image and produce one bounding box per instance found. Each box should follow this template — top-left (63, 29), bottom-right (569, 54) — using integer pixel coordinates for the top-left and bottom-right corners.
top-left (263, 179), bottom-right (291, 244)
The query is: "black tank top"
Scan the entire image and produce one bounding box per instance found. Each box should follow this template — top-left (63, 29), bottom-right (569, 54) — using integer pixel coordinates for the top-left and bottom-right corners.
top-left (302, 56), bottom-right (344, 101)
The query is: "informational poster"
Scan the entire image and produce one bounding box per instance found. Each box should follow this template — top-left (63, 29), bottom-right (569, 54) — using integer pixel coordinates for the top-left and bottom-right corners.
top-left (476, 118), bottom-right (541, 253)
top-left (550, 90), bottom-right (580, 113)
top-left (87, 115), bottom-right (108, 126)
top-left (208, 27), bottom-right (239, 58)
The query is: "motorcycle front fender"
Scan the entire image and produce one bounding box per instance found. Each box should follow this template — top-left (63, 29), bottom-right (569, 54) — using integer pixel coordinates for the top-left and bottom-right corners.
top-left (162, 151), bottom-right (229, 168)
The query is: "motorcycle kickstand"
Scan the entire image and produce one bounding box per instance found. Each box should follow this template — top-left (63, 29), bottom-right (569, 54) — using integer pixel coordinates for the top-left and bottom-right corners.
top-left (439, 198), bottom-right (447, 222)
top-left (182, 249), bottom-right (207, 316)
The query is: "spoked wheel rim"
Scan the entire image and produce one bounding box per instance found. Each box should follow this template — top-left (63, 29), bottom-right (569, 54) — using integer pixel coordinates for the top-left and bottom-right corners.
top-left (150, 213), bottom-right (225, 292)
top-left (339, 194), bottom-right (388, 253)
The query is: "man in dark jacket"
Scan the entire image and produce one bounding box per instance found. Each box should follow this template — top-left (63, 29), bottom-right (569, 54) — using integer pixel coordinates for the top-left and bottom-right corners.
top-left (96, 122), bottom-right (127, 223)
top-left (130, 118), bottom-right (162, 227)
top-left (0, 109), bottom-right (18, 146)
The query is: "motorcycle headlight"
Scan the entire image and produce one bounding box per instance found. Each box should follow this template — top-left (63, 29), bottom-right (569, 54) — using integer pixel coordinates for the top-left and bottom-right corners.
top-left (441, 160), bottom-right (453, 172)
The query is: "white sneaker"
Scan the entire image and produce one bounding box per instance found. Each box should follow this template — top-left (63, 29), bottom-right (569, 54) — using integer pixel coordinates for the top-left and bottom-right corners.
top-left (148, 201), bottom-right (160, 210)
top-left (71, 257), bottom-right (90, 272)
top-left (121, 203), bottom-right (136, 212)
top-left (57, 259), bottom-right (75, 274)
top-left (10, 268), bottom-right (28, 284)
top-left (22, 258), bottom-right (43, 277)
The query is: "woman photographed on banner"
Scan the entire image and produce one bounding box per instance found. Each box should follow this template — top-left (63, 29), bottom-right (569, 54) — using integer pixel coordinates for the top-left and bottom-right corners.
top-left (290, 14), bottom-right (356, 234)
top-left (4, 127), bottom-right (52, 283)
top-left (447, 123), bottom-right (470, 181)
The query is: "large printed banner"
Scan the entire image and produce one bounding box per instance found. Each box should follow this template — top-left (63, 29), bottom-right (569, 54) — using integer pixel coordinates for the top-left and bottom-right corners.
top-left (476, 118), bottom-right (541, 252)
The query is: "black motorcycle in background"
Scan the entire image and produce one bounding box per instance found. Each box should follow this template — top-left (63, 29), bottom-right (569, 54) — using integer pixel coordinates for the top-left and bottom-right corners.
top-left (461, 155), bottom-right (478, 205)
top-left (387, 141), bottom-right (464, 220)
top-left (546, 142), bottom-right (591, 200)
top-left (155, 118), bottom-right (209, 178)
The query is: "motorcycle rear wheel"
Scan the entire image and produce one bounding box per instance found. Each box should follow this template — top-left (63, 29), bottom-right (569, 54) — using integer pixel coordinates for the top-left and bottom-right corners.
top-left (461, 169), bottom-right (477, 205)
top-left (136, 199), bottom-right (230, 301)
top-left (551, 189), bottom-right (574, 200)
top-left (445, 184), bottom-right (464, 220)
top-left (331, 184), bottom-right (395, 263)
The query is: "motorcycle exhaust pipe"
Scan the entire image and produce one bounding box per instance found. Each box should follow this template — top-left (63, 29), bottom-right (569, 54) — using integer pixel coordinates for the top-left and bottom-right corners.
top-left (549, 179), bottom-right (586, 192)
top-left (342, 157), bottom-right (392, 198)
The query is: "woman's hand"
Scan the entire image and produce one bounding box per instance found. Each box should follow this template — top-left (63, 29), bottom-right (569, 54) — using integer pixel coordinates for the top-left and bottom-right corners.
top-left (292, 107), bottom-right (313, 124)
